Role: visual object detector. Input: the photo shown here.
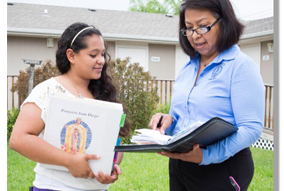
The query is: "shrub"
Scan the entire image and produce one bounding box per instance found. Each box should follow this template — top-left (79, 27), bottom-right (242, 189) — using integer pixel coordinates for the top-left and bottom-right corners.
top-left (153, 101), bottom-right (171, 114)
top-left (109, 57), bottom-right (160, 139)
top-left (11, 60), bottom-right (61, 100)
top-left (10, 58), bottom-right (160, 142)
top-left (7, 108), bottom-right (20, 141)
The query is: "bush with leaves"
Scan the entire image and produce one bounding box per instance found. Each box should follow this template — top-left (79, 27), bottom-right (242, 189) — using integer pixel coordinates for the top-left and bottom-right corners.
top-left (109, 57), bottom-right (160, 136)
top-left (11, 60), bottom-right (61, 100)
top-left (7, 108), bottom-right (20, 141)
top-left (153, 101), bottom-right (171, 114)
top-left (10, 58), bottom-right (160, 142)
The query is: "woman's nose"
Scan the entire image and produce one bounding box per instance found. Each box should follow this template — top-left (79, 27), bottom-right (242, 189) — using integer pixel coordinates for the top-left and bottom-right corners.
top-left (191, 30), bottom-right (200, 39)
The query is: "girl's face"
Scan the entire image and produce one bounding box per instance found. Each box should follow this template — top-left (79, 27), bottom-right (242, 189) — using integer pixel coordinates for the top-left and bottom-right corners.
top-left (72, 34), bottom-right (105, 80)
top-left (184, 9), bottom-right (220, 60)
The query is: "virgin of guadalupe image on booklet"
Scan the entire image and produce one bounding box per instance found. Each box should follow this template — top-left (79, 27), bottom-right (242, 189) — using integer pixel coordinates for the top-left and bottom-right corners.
top-left (40, 94), bottom-right (124, 175)
top-left (60, 117), bottom-right (92, 154)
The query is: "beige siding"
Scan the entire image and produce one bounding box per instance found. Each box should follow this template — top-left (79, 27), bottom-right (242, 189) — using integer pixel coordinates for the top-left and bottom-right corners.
top-left (260, 40), bottom-right (274, 85)
top-left (239, 43), bottom-right (261, 70)
top-left (7, 36), bottom-right (58, 75)
top-left (106, 41), bottom-right (115, 60)
top-left (7, 36), bottom-right (274, 84)
top-left (148, 44), bottom-right (175, 79)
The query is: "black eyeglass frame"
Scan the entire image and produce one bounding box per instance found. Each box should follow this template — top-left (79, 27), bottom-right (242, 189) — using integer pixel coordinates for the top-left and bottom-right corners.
top-left (181, 18), bottom-right (221, 37)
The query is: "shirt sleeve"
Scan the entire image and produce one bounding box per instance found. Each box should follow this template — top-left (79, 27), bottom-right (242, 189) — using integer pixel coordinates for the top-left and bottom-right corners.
top-left (165, 112), bottom-right (178, 135)
top-left (21, 78), bottom-right (70, 124)
top-left (201, 56), bottom-right (265, 165)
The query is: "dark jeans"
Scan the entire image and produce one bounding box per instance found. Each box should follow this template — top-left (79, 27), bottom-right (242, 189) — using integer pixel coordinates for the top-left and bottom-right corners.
top-left (169, 147), bottom-right (254, 191)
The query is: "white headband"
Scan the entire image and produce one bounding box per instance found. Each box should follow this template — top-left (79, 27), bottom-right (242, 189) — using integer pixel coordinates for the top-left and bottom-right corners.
top-left (70, 26), bottom-right (94, 47)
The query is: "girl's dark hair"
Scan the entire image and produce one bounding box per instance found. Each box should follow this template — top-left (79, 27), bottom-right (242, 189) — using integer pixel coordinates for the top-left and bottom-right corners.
top-left (179, 0), bottom-right (244, 57)
top-left (56, 22), bottom-right (130, 137)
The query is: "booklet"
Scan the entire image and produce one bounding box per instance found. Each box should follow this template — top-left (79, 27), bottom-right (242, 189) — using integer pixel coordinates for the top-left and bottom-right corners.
top-left (130, 121), bottom-right (204, 145)
top-left (40, 94), bottom-right (124, 175)
top-left (115, 117), bottom-right (237, 153)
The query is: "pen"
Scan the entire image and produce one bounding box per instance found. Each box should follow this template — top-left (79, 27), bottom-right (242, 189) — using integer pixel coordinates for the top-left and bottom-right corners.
top-left (157, 115), bottom-right (163, 128)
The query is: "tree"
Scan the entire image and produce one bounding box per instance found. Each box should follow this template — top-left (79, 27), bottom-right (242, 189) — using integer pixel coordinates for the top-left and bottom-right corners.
top-left (164, 0), bottom-right (182, 15)
top-left (129, 0), bottom-right (182, 15)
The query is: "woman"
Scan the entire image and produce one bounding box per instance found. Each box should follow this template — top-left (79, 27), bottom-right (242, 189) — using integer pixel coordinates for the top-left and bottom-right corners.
top-left (149, 0), bottom-right (265, 190)
top-left (10, 22), bottom-right (130, 191)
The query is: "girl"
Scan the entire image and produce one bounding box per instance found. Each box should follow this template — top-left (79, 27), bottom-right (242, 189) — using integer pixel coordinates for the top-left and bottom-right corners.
top-left (10, 22), bottom-right (130, 191)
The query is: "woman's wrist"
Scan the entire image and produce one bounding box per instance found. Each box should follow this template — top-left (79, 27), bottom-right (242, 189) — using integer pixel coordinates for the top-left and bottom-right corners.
top-left (168, 114), bottom-right (174, 125)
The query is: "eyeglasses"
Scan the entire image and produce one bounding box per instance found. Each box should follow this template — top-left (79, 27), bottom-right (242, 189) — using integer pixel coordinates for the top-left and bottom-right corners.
top-left (181, 18), bottom-right (221, 37)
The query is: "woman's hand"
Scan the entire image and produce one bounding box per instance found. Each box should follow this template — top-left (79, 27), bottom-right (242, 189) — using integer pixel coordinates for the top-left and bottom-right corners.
top-left (95, 164), bottom-right (122, 184)
top-left (149, 113), bottom-right (173, 135)
top-left (66, 153), bottom-right (100, 179)
top-left (158, 144), bottom-right (203, 164)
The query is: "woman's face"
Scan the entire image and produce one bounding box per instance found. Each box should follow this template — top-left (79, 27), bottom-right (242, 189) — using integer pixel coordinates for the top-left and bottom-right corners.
top-left (76, 118), bottom-right (81, 124)
top-left (184, 9), bottom-right (220, 60)
top-left (72, 34), bottom-right (105, 80)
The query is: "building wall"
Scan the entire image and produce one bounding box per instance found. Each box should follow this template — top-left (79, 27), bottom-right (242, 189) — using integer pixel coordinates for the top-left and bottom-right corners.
top-left (106, 41), bottom-right (115, 60)
top-left (7, 36), bottom-right (58, 75)
top-left (239, 43), bottom-right (261, 70)
top-left (175, 46), bottom-right (190, 79)
top-left (260, 40), bottom-right (274, 85)
top-left (148, 44), bottom-right (175, 80)
top-left (114, 41), bottom-right (149, 71)
top-left (8, 36), bottom-right (273, 84)
top-left (6, 35), bottom-right (275, 110)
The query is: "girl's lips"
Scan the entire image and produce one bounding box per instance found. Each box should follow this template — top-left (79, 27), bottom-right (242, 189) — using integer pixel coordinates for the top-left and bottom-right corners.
top-left (93, 68), bottom-right (103, 72)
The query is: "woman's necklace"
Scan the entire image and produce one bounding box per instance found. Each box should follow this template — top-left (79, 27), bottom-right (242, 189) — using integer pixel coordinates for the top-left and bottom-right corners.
top-left (200, 61), bottom-right (208, 67)
top-left (66, 74), bottom-right (83, 98)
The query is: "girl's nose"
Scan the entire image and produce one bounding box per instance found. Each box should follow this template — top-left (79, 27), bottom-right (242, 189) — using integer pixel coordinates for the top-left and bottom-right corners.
top-left (97, 55), bottom-right (105, 65)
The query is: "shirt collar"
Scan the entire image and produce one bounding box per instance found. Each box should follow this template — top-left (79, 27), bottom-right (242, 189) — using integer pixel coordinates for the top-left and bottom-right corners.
top-left (188, 44), bottom-right (240, 67)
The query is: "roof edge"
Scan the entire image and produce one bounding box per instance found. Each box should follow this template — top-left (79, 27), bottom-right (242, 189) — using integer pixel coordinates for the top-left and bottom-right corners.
top-left (7, 27), bottom-right (179, 44)
top-left (7, 27), bottom-right (62, 37)
top-left (241, 30), bottom-right (274, 39)
top-left (7, 27), bottom-right (273, 43)
top-left (103, 33), bottom-right (179, 44)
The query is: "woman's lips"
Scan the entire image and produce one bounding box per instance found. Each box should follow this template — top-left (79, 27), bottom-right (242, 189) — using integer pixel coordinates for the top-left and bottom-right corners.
top-left (194, 42), bottom-right (206, 50)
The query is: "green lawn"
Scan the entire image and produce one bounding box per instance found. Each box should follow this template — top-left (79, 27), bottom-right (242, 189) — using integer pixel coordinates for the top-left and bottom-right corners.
top-left (7, 146), bottom-right (273, 191)
top-left (7, 145), bottom-right (36, 191)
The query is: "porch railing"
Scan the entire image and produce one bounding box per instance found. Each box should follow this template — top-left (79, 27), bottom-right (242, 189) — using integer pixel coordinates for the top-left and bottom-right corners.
top-left (7, 76), bottom-right (274, 130)
top-left (7, 75), bottom-right (22, 109)
top-left (264, 85), bottom-right (274, 130)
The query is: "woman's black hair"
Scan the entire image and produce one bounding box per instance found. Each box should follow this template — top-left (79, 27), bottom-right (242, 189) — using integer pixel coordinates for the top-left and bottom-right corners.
top-left (56, 22), bottom-right (130, 137)
top-left (179, 0), bottom-right (244, 57)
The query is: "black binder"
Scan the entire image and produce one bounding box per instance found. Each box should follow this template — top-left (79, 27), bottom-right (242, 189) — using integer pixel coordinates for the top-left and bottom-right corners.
top-left (115, 117), bottom-right (238, 153)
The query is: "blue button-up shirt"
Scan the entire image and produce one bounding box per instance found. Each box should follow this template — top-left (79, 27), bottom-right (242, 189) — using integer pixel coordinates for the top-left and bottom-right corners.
top-left (167, 44), bottom-right (265, 165)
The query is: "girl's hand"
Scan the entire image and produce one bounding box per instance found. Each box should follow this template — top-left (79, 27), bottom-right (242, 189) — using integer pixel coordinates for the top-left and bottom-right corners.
top-left (149, 113), bottom-right (173, 135)
top-left (66, 153), bottom-right (100, 179)
top-left (158, 144), bottom-right (203, 164)
top-left (95, 164), bottom-right (122, 184)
